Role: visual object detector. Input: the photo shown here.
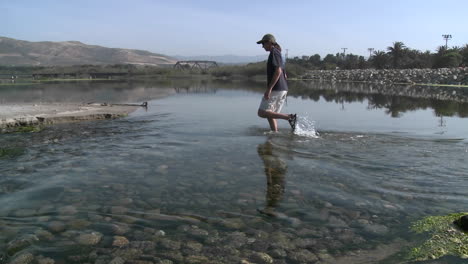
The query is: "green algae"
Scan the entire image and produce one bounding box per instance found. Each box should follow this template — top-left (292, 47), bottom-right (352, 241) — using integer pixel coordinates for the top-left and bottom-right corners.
top-left (408, 213), bottom-right (468, 261)
top-left (1, 125), bottom-right (43, 134)
top-left (14, 126), bottom-right (42, 133)
top-left (0, 147), bottom-right (24, 159)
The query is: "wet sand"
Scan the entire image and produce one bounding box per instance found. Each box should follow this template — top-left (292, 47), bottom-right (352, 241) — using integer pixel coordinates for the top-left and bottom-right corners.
top-left (0, 103), bottom-right (141, 132)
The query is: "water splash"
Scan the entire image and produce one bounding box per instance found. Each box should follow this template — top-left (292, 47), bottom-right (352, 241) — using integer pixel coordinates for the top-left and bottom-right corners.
top-left (294, 115), bottom-right (319, 138)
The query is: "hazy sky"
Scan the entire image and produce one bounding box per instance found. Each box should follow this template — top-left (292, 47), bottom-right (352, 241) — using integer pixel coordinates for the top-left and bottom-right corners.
top-left (2, 0), bottom-right (468, 58)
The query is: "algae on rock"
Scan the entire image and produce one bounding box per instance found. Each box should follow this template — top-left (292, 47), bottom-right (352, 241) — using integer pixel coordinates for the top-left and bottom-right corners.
top-left (408, 212), bottom-right (468, 261)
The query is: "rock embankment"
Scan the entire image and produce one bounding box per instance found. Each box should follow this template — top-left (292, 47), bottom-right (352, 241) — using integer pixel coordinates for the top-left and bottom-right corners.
top-left (301, 68), bottom-right (468, 85)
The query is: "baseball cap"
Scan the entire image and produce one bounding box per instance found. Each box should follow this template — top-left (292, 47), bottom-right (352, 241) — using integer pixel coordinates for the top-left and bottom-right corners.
top-left (256, 34), bottom-right (276, 44)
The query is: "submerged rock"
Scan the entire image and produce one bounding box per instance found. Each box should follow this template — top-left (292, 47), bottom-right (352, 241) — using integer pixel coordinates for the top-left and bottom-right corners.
top-left (287, 249), bottom-right (319, 263)
top-left (184, 255), bottom-right (210, 264)
top-left (8, 252), bottom-right (34, 264)
top-left (13, 209), bottom-right (37, 217)
top-left (109, 256), bottom-right (125, 264)
top-left (36, 255), bottom-right (55, 264)
top-left (7, 235), bottom-right (39, 255)
top-left (76, 232), bottom-right (103, 245)
top-left (112, 236), bottom-right (130, 247)
top-left (47, 221), bottom-right (66, 233)
top-left (454, 215), bottom-right (468, 232)
top-left (363, 223), bottom-right (389, 236)
top-left (58, 205), bottom-right (78, 215)
top-left (250, 252), bottom-right (273, 264)
top-left (158, 238), bottom-right (181, 250)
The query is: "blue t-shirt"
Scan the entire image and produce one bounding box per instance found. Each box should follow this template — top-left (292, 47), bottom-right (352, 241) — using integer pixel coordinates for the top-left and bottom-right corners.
top-left (267, 47), bottom-right (288, 91)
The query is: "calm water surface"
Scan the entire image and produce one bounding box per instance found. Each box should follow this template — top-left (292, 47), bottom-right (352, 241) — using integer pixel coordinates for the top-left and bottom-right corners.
top-left (0, 80), bottom-right (467, 263)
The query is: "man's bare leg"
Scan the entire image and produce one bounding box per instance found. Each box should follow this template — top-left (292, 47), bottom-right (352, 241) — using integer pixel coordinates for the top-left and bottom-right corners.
top-left (267, 118), bottom-right (278, 131)
top-left (258, 109), bottom-right (293, 132)
top-left (258, 109), bottom-right (290, 120)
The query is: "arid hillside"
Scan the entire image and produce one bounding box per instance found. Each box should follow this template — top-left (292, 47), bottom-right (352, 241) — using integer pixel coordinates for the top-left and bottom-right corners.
top-left (0, 37), bottom-right (177, 66)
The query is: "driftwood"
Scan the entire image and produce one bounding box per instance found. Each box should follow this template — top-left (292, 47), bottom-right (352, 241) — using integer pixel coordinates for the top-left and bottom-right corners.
top-left (87, 102), bottom-right (148, 107)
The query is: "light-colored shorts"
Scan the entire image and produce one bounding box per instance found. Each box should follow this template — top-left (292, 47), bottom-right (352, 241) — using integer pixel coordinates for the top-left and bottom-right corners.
top-left (259, 90), bottom-right (287, 112)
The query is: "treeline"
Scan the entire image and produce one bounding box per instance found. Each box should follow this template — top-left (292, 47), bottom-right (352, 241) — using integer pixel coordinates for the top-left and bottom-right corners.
top-left (288, 42), bottom-right (468, 70)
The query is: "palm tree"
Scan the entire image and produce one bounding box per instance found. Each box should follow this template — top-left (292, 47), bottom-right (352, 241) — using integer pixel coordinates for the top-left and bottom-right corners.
top-left (371, 50), bottom-right (388, 69)
top-left (436, 45), bottom-right (447, 55)
top-left (387, 41), bottom-right (406, 68)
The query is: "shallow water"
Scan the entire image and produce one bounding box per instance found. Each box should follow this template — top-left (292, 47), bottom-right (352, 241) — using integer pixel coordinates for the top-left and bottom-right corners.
top-left (1, 80), bottom-right (468, 263)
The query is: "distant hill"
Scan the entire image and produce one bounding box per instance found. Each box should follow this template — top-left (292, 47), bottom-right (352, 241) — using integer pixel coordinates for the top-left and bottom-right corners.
top-left (174, 55), bottom-right (267, 65)
top-left (0, 36), bottom-right (177, 66)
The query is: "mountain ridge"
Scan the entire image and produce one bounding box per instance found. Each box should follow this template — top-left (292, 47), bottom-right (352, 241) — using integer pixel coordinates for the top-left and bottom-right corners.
top-left (0, 36), bottom-right (177, 66)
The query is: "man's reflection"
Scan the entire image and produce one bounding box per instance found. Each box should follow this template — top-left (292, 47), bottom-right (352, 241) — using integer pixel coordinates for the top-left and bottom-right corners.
top-left (257, 139), bottom-right (287, 216)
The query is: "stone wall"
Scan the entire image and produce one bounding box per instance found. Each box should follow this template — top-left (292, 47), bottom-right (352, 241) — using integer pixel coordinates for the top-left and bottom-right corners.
top-left (301, 68), bottom-right (468, 85)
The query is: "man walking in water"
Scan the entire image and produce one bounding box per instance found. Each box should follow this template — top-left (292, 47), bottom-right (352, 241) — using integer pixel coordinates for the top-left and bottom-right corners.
top-left (257, 33), bottom-right (296, 132)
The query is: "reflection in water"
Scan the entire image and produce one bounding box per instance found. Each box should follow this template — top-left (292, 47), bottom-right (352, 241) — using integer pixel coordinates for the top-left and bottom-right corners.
top-left (2, 79), bottom-right (468, 119)
top-left (289, 81), bottom-right (468, 118)
top-left (257, 139), bottom-right (286, 215)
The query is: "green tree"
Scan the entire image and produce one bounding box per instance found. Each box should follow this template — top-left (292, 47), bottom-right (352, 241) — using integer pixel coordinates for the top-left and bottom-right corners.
top-left (434, 46), bottom-right (462, 68)
top-left (358, 56), bottom-right (368, 69)
top-left (308, 54), bottom-right (321, 67)
top-left (322, 54), bottom-right (338, 70)
top-left (439, 52), bottom-right (462, 68)
top-left (387, 41), bottom-right (407, 68)
top-left (370, 50), bottom-right (389, 69)
top-left (343, 54), bottom-right (359, 69)
top-left (460, 44), bottom-right (468, 66)
top-left (404, 49), bottom-right (433, 68)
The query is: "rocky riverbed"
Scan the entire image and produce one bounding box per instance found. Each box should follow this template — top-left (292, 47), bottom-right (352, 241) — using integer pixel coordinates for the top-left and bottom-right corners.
top-left (0, 176), bottom-right (408, 264)
top-left (301, 67), bottom-right (468, 86)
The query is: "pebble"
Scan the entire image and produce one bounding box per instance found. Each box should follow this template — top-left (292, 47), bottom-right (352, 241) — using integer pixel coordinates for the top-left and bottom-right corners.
top-left (363, 224), bottom-right (389, 236)
top-left (47, 221), bottom-right (66, 233)
top-left (117, 198), bottom-right (133, 205)
top-left (68, 219), bottom-right (91, 229)
top-left (76, 232), bottom-right (103, 245)
top-left (288, 249), bottom-right (319, 263)
top-left (36, 256), bottom-right (55, 264)
top-left (35, 229), bottom-right (54, 241)
top-left (58, 205), bottom-right (78, 215)
top-left (7, 235), bottom-right (39, 255)
top-left (37, 216), bottom-right (51, 222)
top-left (113, 236), bottom-right (130, 247)
top-left (158, 260), bottom-right (174, 264)
top-left (111, 223), bottom-right (130, 235)
top-left (269, 249), bottom-right (287, 258)
top-left (8, 252), bottom-right (34, 264)
top-left (383, 204), bottom-right (398, 210)
top-left (159, 239), bottom-right (181, 250)
top-left (111, 206), bottom-right (129, 215)
top-left (155, 230), bottom-right (166, 236)
top-left (109, 256), bottom-right (125, 264)
top-left (184, 255), bottom-right (210, 264)
top-left (317, 250), bottom-right (335, 262)
top-left (13, 209), bottom-right (36, 217)
top-left (250, 252), bottom-right (273, 264)
top-left (184, 241), bottom-right (203, 252)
